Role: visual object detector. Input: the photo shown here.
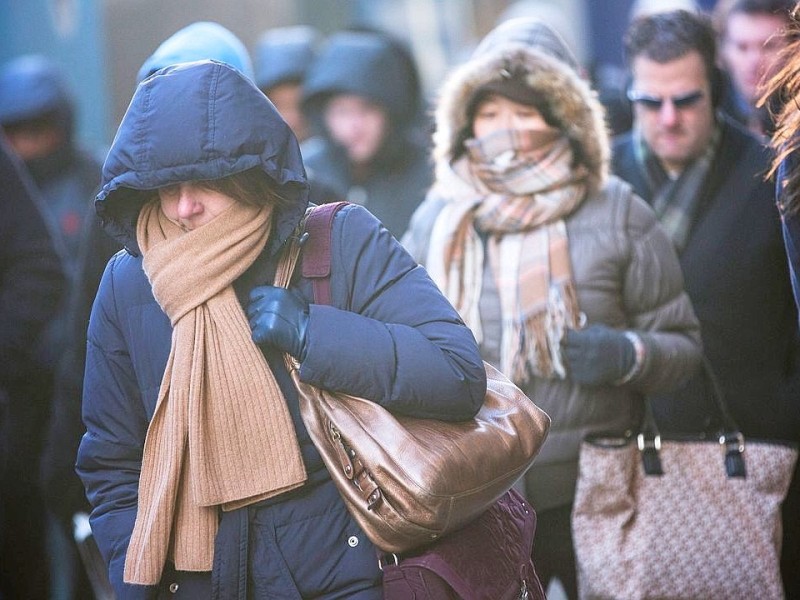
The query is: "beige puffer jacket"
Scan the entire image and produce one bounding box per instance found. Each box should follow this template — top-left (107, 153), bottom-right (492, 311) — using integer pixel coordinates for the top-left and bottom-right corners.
top-left (402, 42), bottom-right (703, 510)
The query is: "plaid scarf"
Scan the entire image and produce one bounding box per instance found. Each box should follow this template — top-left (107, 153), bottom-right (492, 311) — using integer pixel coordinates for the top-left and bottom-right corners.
top-left (426, 128), bottom-right (585, 384)
top-left (634, 126), bottom-right (720, 252)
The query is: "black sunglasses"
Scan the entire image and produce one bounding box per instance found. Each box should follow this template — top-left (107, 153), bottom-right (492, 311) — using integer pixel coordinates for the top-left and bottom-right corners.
top-left (626, 89), bottom-right (705, 110)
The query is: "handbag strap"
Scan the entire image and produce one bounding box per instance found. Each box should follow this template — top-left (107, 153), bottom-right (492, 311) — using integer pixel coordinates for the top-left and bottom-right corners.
top-left (274, 201), bottom-right (349, 291)
top-left (274, 208), bottom-right (310, 374)
top-left (273, 200), bottom-right (384, 512)
top-left (301, 201), bottom-right (349, 305)
top-left (274, 202), bottom-right (350, 373)
top-left (640, 357), bottom-right (745, 478)
top-left (273, 222), bottom-right (304, 289)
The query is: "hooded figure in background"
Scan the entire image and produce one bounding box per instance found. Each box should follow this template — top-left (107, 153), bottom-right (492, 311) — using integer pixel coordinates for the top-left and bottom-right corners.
top-left (0, 54), bottom-right (102, 366)
top-left (301, 29), bottom-right (432, 238)
top-left (402, 19), bottom-right (703, 597)
top-left (254, 25), bottom-right (321, 143)
top-left (0, 138), bottom-right (65, 599)
top-left (75, 59), bottom-right (486, 599)
top-left (472, 16), bottom-right (581, 70)
top-left (136, 21), bottom-right (254, 84)
top-left (0, 54), bottom-right (106, 599)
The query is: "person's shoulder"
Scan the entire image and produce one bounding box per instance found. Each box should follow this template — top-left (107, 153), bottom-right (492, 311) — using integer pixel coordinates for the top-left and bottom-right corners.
top-left (610, 132), bottom-right (637, 172)
top-left (577, 174), bottom-right (634, 215)
top-left (330, 202), bottom-right (414, 263)
top-left (300, 135), bottom-right (335, 166)
top-left (586, 174), bottom-right (657, 237)
top-left (331, 201), bottom-right (382, 232)
top-left (718, 115), bottom-right (771, 165)
top-left (103, 249), bottom-right (146, 289)
top-left (713, 118), bottom-right (775, 206)
top-left (611, 130), bottom-right (635, 152)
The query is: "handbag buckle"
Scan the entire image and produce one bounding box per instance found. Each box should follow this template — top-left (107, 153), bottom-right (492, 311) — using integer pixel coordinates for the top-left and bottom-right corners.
top-left (719, 431), bottom-right (747, 477)
top-left (377, 553), bottom-right (399, 571)
top-left (367, 488), bottom-right (382, 510)
top-left (719, 432), bottom-right (745, 454)
top-left (636, 433), bottom-right (661, 451)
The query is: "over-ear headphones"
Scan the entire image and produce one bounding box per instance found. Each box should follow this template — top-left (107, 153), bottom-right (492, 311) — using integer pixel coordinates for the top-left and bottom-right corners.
top-left (709, 64), bottom-right (725, 110)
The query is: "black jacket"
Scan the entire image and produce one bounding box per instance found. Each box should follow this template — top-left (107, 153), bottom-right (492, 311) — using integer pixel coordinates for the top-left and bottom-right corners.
top-left (0, 139), bottom-right (65, 599)
top-left (300, 31), bottom-right (432, 238)
top-left (613, 117), bottom-right (800, 441)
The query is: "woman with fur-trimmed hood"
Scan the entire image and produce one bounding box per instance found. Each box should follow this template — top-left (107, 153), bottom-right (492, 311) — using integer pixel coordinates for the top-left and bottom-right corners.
top-left (402, 21), bottom-right (703, 597)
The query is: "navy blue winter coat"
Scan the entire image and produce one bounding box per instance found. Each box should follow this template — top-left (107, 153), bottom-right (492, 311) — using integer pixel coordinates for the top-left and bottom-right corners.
top-left (75, 61), bottom-right (486, 599)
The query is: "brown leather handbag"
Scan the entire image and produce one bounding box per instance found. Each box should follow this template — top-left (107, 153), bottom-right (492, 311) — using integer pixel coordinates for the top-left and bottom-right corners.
top-left (275, 203), bottom-right (551, 554)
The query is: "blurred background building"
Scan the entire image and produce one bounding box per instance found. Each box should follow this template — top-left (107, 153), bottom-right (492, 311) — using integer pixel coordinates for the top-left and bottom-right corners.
top-left (1, 0), bottom-right (717, 158)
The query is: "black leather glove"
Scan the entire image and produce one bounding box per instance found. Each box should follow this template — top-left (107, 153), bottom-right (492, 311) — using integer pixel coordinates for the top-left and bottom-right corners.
top-left (247, 285), bottom-right (309, 360)
top-left (562, 324), bottom-right (636, 386)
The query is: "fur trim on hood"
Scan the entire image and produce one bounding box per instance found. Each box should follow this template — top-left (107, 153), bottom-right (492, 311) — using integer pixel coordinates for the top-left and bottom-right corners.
top-left (433, 44), bottom-right (609, 195)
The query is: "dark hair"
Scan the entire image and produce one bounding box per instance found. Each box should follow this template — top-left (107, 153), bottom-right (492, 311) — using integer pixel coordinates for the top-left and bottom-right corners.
top-left (713, 0), bottom-right (794, 39)
top-left (193, 168), bottom-right (290, 208)
top-left (453, 74), bottom-right (561, 161)
top-left (624, 10), bottom-right (717, 82)
top-left (1, 109), bottom-right (64, 136)
top-left (760, 4), bottom-right (800, 213)
top-left (146, 167), bottom-right (291, 209)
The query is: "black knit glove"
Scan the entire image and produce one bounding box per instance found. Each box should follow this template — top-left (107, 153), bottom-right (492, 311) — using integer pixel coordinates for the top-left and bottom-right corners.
top-left (562, 324), bottom-right (636, 386)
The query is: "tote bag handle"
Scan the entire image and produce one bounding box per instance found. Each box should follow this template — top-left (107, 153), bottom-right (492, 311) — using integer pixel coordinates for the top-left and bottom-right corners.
top-left (639, 358), bottom-right (745, 477)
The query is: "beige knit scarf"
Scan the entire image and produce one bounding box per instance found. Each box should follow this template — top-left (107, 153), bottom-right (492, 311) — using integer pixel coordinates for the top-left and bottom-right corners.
top-left (124, 200), bottom-right (307, 585)
top-left (427, 129), bottom-right (585, 384)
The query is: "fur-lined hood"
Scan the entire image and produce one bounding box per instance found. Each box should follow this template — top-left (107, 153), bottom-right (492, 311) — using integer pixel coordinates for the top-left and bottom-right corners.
top-left (433, 44), bottom-right (609, 195)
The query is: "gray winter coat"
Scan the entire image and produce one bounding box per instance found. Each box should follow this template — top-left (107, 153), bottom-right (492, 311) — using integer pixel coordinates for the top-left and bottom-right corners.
top-left (403, 42), bottom-right (703, 510)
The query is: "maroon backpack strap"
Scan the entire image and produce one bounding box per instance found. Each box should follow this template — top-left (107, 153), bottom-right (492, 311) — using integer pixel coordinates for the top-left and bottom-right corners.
top-left (301, 201), bottom-right (348, 305)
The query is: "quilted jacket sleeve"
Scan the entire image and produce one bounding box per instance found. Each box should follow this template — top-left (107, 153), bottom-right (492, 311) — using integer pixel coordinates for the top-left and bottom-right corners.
top-left (299, 204), bottom-right (487, 421)
top-left (75, 254), bottom-right (156, 600)
top-left (621, 192), bottom-right (703, 394)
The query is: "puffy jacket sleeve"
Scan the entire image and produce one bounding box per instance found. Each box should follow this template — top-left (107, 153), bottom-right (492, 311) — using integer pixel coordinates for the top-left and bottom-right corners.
top-left (299, 204), bottom-right (487, 421)
top-left (75, 254), bottom-right (156, 600)
top-left (622, 192), bottom-right (703, 393)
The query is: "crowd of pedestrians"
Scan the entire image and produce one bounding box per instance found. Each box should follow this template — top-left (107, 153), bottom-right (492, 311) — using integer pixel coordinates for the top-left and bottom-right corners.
top-left (1, 1), bottom-right (799, 599)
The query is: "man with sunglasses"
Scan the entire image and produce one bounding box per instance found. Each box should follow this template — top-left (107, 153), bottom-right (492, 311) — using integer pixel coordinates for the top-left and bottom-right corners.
top-left (612, 10), bottom-right (800, 594)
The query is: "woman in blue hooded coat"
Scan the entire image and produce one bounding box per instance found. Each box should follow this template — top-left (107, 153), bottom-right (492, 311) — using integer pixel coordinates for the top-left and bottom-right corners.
top-left (75, 60), bottom-right (486, 599)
